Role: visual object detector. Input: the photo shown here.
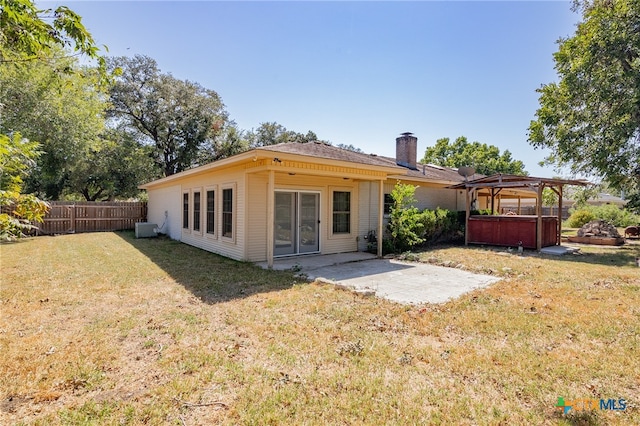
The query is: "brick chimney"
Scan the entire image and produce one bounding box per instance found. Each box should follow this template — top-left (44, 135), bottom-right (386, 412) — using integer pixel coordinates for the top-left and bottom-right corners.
top-left (396, 132), bottom-right (418, 170)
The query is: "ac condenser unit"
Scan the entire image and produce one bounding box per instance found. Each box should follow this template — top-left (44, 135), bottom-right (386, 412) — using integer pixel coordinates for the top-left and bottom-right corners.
top-left (135, 222), bottom-right (158, 238)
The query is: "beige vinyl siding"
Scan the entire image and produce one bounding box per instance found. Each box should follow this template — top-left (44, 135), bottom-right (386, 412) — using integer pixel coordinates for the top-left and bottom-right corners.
top-left (358, 181), bottom-right (380, 252)
top-left (147, 167), bottom-right (376, 261)
top-left (324, 182), bottom-right (358, 254)
top-left (384, 181), bottom-right (459, 212)
top-left (178, 169), bottom-right (246, 261)
top-left (413, 186), bottom-right (457, 211)
top-left (244, 173), bottom-right (359, 261)
top-left (245, 174), bottom-right (268, 261)
top-left (147, 184), bottom-right (182, 240)
top-left (274, 174), bottom-right (358, 255)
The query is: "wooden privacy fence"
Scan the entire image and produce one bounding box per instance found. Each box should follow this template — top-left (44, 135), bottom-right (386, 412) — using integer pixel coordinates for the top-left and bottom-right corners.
top-left (38, 201), bottom-right (147, 235)
top-left (500, 206), bottom-right (572, 220)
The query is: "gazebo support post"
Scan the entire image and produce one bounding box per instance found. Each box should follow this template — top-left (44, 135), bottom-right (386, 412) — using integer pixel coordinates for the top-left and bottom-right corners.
top-left (536, 183), bottom-right (544, 251)
top-left (490, 188), bottom-right (495, 214)
top-left (465, 187), bottom-right (470, 246)
top-left (556, 185), bottom-right (563, 245)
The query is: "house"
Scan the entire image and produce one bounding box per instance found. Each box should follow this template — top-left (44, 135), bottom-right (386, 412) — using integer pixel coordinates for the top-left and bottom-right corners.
top-left (499, 193), bottom-right (626, 219)
top-left (140, 133), bottom-right (483, 267)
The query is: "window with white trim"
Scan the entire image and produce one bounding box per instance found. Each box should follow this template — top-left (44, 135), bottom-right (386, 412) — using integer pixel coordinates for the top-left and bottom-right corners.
top-left (182, 192), bottom-right (189, 230)
top-left (193, 191), bottom-right (201, 232)
top-left (206, 189), bottom-right (215, 235)
top-left (222, 187), bottom-right (233, 238)
top-left (332, 191), bottom-right (351, 234)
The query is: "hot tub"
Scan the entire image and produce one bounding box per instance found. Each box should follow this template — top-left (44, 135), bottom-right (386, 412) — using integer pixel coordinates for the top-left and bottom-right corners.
top-left (467, 215), bottom-right (558, 249)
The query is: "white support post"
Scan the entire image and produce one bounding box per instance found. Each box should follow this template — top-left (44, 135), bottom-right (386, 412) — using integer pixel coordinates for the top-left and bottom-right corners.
top-left (377, 179), bottom-right (384, 258)
top-left (267, 170), bottom-right (275, 268)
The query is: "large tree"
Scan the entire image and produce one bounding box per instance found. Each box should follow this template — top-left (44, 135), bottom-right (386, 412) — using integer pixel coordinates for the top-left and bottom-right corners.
top-left (107, 55), bottom-right (230, 177)
top-left (245, 122), bottom-right (320, 148)
top-left (64, 128), bottom-right (157, 201)
top-left (528, 0), bottom-right (640, 206)
top-left (196, 122), bottom-right (250, 165)
top-left (421, 136), bottom-right (528, 176)
top-left (0, 52), bottom-right (108, 199)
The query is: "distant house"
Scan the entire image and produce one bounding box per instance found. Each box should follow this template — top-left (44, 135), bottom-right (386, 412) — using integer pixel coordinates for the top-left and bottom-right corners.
top-left (140, 133), bottom-right (486, 267)
top-left (500, 192), bottom-right (626, 219)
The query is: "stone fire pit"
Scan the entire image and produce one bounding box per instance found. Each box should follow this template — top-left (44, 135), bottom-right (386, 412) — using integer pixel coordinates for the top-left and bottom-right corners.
top-left (568, 220), bottom-right (625, 246)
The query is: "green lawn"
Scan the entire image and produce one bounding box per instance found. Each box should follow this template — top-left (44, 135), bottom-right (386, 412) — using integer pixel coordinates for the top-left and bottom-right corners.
top-left (1, 232), bottom-right (638, 425)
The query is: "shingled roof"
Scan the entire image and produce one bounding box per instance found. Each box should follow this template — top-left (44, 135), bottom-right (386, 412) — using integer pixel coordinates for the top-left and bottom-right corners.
top-left (258, 142), bottom-right (479, 183)
top-left (257, 142), bottom-right (400, 169)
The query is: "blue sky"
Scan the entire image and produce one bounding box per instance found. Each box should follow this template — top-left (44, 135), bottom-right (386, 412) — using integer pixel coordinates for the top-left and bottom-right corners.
top-left (57, 1), bottom-right (579, 177)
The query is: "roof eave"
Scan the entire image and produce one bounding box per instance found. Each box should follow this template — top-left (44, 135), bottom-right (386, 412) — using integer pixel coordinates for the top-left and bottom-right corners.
top-left (139, 150), bottom-right (257, 189)
top-left (139, 148), bottom-right (406, 190)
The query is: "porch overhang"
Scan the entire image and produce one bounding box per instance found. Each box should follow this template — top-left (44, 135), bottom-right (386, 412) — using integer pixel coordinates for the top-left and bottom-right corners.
top-left (245, 152), bottom-right (400, 181)
top-left (248, 154), bottom-right (397, 268)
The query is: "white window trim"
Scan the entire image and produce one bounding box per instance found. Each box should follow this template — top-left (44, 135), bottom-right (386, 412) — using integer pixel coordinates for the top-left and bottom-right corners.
top-left (182, 190), bottom-right (190, 234)
top-left (192, 187), bottom-right (203, 235)
top-left (220, 183), bottom-right (237, 243)
top-left (205, 185), bottom-right (218, 239)
top-left (328, 186), bottom-right (353, 240)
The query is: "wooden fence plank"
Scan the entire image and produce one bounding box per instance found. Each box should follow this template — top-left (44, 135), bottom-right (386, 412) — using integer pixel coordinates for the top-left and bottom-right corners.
top-left (37, 202), bottom-right (147, 235)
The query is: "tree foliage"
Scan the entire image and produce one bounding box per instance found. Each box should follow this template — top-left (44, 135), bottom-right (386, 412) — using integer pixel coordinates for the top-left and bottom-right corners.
top-left (107, 55), bottom-right (230, 177)
top-left (567, 203), bottom-right (639, 228)
top-left (528, 0), bottom-right (640, 199)
top-left (1, 52), bottom-right (108, 199)
top-left (0, 132), bottom-right (39, 192)
top-left (0, 133), bottom-right (49, 239)
top-left (0, 0), bottom-right (105, 236)
top-left (196, 122), bottom-right (250, 165)
top-left (0, 0), bottom-right (104, 69)
top-left (245, 122), bottom-right (320, 148)
top-left (64, 128), bottom-right (158, 201)
top-left (336, 143), bottom-right (363, 153)
top-left (421, 136), bottom-right (528, 176)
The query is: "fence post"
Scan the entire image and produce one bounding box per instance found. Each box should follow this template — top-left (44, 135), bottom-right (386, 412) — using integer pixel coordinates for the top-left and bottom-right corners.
top-left (71, 204), bottom-right (76, 233)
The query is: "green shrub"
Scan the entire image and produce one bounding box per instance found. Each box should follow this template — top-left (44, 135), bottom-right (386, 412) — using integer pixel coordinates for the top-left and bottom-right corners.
top-left (387, 183), bottom-right (425, 252)
top-left (422, 208), bottom-right (461, 244)
top-left (589, 204), bottom-right (639, 227)
top-left (566, 209), bottom-right (596, 228)
top-left (567, 204), bottom-right (639, 228)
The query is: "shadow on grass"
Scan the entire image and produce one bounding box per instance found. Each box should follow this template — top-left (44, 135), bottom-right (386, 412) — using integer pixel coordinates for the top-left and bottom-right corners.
top-left (114, 231), bottom-right (305, 304)
top-left (456, 242), bottom-right (640, 267)
top-left (551, 410), bottom-right (604, 426)
top-left (430, 242), bottom-right (640, 268)
top-left (550, 245), bottom-right (640, 268)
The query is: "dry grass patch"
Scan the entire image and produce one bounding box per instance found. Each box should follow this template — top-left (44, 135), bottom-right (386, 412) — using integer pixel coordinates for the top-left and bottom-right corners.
top-left (1, 232), bottom-right (638, 425)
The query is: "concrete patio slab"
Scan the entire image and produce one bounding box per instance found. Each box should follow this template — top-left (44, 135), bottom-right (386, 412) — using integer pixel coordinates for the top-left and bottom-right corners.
top-left (257, 253), bottom-right (501, 305)
top-left (308, 259), bottom-right (501, 304)
top-left (540, 245), bottom-right (581, 256)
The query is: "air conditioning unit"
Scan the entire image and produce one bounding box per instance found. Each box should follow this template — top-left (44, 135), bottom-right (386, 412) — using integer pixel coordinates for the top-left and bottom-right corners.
top-left (135, 222), bottom-right (158, 238)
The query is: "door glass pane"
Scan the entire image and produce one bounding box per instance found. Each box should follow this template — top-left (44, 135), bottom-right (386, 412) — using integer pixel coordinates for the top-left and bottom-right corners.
top-left (299, 193), bottom-right (319, 253)
top-left (274, 192), bottom-right (295, 256)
